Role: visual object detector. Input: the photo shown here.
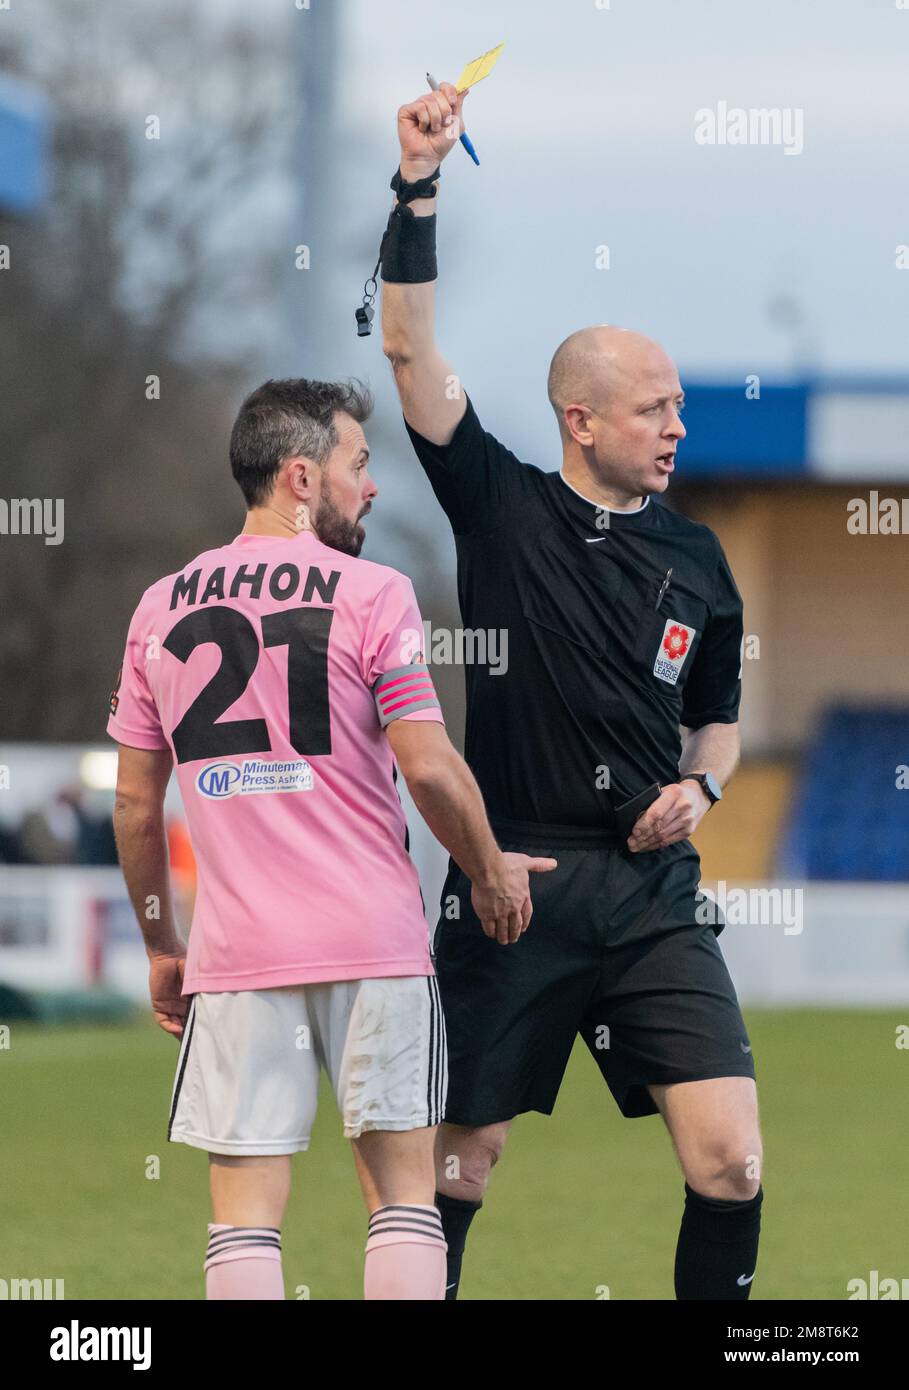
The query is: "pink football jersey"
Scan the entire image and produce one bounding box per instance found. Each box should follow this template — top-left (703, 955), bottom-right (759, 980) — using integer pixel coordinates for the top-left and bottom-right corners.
top-left (107, 531), bottom-right (443, 992)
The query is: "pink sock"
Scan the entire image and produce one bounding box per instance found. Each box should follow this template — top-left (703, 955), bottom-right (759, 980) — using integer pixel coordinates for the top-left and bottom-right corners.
top-left (364, 1204), bottom-right (447, 1300)
top-left (204, 1223), bottom-right (284, 1300)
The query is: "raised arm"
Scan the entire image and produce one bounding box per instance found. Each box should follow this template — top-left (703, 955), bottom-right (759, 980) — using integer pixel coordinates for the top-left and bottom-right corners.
top-left (381, 81), bottom-right (469, 446)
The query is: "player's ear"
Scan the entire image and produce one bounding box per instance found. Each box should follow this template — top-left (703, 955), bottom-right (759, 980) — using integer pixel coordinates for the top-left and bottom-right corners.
top-left (287, 456), bottom-right (313, 500)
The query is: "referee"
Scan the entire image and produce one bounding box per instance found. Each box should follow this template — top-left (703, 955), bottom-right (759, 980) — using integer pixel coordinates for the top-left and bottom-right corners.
top-left (379, 81), bottom-right (763, 1301)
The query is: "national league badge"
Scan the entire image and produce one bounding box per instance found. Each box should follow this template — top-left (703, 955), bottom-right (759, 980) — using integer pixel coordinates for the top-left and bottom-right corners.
top-left (653, 620), bottom-right (696, 684)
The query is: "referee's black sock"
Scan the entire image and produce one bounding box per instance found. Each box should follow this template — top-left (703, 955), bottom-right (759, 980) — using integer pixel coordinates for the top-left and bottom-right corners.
top-left (435, 1191), bottom-right (482, 1301)
top-left (674, 1182), bottom-right (763, 1300)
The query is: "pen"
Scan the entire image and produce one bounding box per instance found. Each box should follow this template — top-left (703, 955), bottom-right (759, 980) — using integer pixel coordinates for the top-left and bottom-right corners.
top-left (655, 568), bottom-right (673, 609)
top-left (426, 71), bottom-right (480, 165)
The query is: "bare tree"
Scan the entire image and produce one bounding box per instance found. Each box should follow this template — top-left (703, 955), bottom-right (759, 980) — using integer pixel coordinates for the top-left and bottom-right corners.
top-left (0, 0), bottom-right (298, 738)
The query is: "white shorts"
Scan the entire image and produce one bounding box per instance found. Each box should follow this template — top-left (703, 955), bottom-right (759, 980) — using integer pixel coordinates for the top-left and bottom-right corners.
top-left (167, 976), bottom-right (447, 1155)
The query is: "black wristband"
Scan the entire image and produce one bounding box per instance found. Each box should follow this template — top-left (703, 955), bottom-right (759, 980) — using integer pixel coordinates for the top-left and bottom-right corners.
top-left (390, 164), bottom-right (440, 203)
top-left (380, 207), bottom-right (438, 284)
top-left (355, 166), bottom-right (440, 332)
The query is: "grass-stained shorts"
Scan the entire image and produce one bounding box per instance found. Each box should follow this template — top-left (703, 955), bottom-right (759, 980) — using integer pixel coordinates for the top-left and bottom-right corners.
top-left (168, 975), bottom-right (447, 1154)
top-left (433, 819), bottom-right (755, 1125)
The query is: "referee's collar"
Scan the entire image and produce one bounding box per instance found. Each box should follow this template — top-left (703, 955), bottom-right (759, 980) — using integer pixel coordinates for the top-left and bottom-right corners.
top-left (557, 471), bottom-right (651, 529)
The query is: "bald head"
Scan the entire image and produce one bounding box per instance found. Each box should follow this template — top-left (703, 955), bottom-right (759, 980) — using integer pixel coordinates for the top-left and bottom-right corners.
top-left (547, 325), bottom-right (677, 438)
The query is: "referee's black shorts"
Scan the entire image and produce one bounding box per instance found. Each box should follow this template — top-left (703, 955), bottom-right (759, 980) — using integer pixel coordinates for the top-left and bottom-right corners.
top-left (433, 819), bottom-right (756, 1126)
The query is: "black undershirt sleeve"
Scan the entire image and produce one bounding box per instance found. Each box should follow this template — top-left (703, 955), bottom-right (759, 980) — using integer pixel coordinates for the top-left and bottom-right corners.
top-left (680, 539), bottom-right (744, 729)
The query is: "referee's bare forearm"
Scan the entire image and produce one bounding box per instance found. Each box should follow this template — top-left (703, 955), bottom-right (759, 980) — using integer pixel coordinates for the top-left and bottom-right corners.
top-left (679, 721), bottom-right (741, 788)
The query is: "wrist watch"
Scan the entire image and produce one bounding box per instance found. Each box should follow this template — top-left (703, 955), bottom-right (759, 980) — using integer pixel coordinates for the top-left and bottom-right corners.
top-left (682, 771), bottom-right (722, 806)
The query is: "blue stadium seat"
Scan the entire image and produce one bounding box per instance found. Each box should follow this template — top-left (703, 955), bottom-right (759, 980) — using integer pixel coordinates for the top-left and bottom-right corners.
top-left (777, 705), bottom-right (909, 880)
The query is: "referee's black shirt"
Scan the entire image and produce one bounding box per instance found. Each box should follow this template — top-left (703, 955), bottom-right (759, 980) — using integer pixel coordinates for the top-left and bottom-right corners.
top-left (404, 394), bottom-right (743, 830)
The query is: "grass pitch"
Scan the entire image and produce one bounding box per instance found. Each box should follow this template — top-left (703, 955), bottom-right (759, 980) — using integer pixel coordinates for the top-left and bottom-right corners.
top-left (1, 1009), bottom-right (902, 1300)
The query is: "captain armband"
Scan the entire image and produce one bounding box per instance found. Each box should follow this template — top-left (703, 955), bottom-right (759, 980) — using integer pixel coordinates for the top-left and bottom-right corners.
top-left (373, 663), bottom-right (441, 727)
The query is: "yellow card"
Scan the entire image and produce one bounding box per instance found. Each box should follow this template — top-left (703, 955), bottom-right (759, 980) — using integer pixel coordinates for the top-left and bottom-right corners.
top-left (456, 42), bottom-right (505, 92)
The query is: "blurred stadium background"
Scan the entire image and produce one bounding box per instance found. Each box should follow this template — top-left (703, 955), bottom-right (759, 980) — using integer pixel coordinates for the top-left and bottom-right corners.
top-left (1, 0), bottom-right (906, 1300)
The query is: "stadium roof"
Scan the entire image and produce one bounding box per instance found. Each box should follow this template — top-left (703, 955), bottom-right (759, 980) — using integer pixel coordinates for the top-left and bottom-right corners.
top-left (679, 378), bottom-right (909, 479)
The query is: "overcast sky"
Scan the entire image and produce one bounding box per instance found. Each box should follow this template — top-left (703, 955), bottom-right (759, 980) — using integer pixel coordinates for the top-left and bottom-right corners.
top-left (12, 0), bottom-right (905, 527)
top-left (311, 0), bottom-right (905, 383)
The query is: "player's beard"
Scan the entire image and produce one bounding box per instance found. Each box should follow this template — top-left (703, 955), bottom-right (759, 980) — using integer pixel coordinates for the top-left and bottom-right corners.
top-left (313, 478), bottom-right (367, 557)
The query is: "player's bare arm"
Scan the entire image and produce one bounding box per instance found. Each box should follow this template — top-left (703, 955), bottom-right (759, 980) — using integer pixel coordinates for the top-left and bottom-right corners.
top-left (381, 81), bottom-right (468, 445)
top-left (385, 719), bottom-right (555, 945)
top-left (628, 721), bottom-right (741, 853)
top-left (111, 743), bottom-right (187, 1037)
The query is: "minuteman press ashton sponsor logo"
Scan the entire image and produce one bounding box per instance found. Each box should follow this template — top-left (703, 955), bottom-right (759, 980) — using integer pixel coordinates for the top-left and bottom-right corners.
top-left (196, 758), bottom-right (314, 799)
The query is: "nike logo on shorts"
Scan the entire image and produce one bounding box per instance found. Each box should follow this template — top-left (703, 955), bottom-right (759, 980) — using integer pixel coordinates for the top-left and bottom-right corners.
top-left (737, 1272), bottom-right (756, 1286)
top-left (740, 1041), bottom-right (752, 1053)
